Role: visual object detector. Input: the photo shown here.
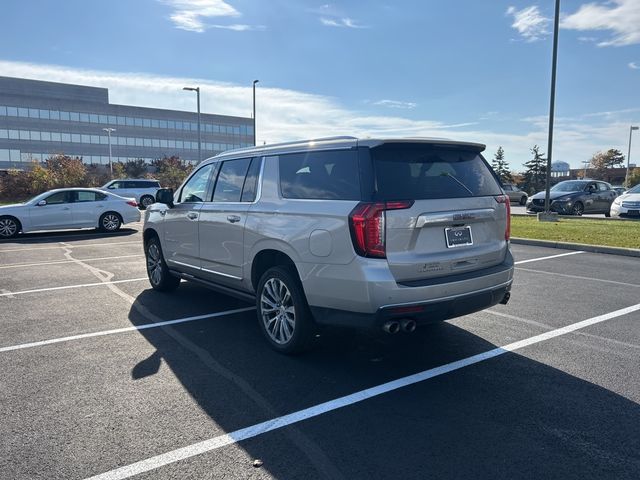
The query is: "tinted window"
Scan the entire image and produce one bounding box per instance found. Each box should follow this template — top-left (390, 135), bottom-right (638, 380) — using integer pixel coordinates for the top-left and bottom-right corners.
top-left (45, 191), bottom-right (70, 204)
top-left (108, 182), bottom-right (122, 189)
top-left (213, 158), bottom-right (252, 202)
top-left (597, 182), bottom-right (609, 191)
top-left (279, 150), bottom-right (360, 200)
top-left (241, 157), bottom-right (262, 202)
top-left (370, 144), bottom-right (501, 200)
top-left (180, 164), bottom-right (213, 203)
top-left (75, 191), bottom-right (106, 202)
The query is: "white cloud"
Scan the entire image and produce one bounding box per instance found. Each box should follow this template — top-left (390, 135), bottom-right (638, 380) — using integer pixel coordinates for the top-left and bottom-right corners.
top-left (319, 17), bottom-right (366, 28)
top-left (629, 62), bottom-right (640, 70)
top-left (315, 4), bottom-right (367, 28)
top-left (372, 100), bottom-right (417, 110)
top-left (561, 0), bottom-right (640, 47)
top-left (0, 60), bottom-right (637, 171)
top-left (211, 24), bottom-right (265, 31)
top-left (160, 0), bottom-right (240, 33)
top-left (506, 5), bottom-right (550, 42)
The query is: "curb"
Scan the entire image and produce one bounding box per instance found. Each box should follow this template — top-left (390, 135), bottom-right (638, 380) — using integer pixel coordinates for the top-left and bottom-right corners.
top-left (511, 237), bottom-right (640, 258)
top-left (511, 213), bottom-right (639, 222)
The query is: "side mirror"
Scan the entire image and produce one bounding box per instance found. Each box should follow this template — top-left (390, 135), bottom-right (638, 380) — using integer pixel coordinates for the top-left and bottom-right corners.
top-left (156, 188), bottom-right (174, 207)
top-left (37, 200), bottom-right (47, 206)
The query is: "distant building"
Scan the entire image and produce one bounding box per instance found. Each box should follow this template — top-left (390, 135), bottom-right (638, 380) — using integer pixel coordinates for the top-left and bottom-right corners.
top-left (550, 161), bottom-right (570, 178)
top-left (0, 76), bottom-right (254, 169)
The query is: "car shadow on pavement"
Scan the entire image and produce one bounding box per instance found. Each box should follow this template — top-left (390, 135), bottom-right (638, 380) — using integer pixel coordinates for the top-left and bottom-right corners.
top-left (127, 286), bottom-right (640, 479)
top-left (0, 227), bottom-right (139, 244)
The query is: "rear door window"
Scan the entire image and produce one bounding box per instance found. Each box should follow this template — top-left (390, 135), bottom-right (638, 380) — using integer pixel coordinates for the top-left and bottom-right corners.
top-left (369, 144), bottom-right (501, 200)
top-left (279, 150), bottom-right (360, 200)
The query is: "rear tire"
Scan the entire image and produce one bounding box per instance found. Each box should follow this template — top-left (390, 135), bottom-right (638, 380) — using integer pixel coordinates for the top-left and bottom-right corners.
top-left (99, 212), bottom-right (122, 232)
top-left (604, 211), bottom-right (611, 218)
top-left (145, 236), bottom-right (181, 292)
top-left (256, 266), bottom-right (314, 354)
top-left (140, 195), bottom-right (154, 209)
top-left (0, 216), bottom-right (20, 239)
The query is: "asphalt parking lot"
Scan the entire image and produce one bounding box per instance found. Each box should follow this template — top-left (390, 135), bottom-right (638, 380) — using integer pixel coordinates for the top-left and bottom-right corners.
top-left (1, 224), bottom-right (639, 480)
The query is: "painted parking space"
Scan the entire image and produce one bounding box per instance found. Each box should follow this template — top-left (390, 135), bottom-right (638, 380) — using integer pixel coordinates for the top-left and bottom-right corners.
top-left (0, 235), bottom-right (638, 480)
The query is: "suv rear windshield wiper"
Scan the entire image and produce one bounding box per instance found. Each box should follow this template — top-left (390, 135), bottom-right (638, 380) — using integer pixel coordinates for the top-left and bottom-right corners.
top-left (441, 172), bottom-right (474, 196)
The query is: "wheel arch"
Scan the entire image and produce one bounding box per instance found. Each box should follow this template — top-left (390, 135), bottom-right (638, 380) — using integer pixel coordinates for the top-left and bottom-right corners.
top-left (0, 214), bottom-right (23, 234)
top-left (251, 249), bottom-right (298, 293)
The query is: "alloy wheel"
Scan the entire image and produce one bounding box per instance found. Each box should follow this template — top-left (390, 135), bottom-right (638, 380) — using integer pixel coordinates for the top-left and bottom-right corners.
top-left (0, 218), bottom-right (17, 238)
top-left (102, 213), bottom-right (120, 231)
top-left (260, 278), bottom-right (296, 345)
top-left (147, 243), bottom-right (163, 286)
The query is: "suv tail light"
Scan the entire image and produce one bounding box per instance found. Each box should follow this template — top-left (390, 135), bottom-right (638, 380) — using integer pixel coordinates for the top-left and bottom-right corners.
top-left (495, 195), bottom-right (511, 241)
top-left (349, 200), bottom-right (414, 258)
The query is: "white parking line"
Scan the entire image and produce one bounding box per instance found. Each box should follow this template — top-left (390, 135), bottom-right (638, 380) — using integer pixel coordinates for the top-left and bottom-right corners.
top-left (84, 302), bottom-right (640, 480)
top-left (514, 251), bottom-right (584, 265)
top-left (516, 267), bottom-right (640, 288)
top-left (0, 254), bottom-right (144, 269)
top-left (0, 277), bottom-right (147, 297)
top-left (0, 241), bottom-right (140, 253)
top-left (0, 307), bottom-right (255, 353)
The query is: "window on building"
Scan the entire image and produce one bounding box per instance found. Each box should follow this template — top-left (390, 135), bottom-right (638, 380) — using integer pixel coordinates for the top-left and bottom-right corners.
top-left (134, 118), bottom-right (143, 127)
top-left (81, 134), bottom-right (91, 143)
top-left (89, 114), bottom-right (99, 123)
top-left (7, 106), bottom-right (18, 116)
top-left (70, 112), bottom-right (80, 122)
top-left (0, 106), bottom-right (6, 116)
top-left (54, 132), bottom-right (64, 142)
top-left (0, 129), bottom-right (7, 139)
top-left (108, 115), bottom-right (117, 125)
top-left (143, 118), bottom-right (151, 128)
top-left (60, 111), bottom-right (69, 121)
top-left (91, 135), bottom-right (100, 144)
top-left (19, 130), bottom-right (29, 140)
top-left (99, 115), bottom-right (108, 124)
top-left (30, 131), bottom-right (41, 141)
top-left (72, 134), bottom-right (81, 143)
top-left (80, 113), bottom-right (90, 123)
top-left (41, 131), bottom-right (51, 141)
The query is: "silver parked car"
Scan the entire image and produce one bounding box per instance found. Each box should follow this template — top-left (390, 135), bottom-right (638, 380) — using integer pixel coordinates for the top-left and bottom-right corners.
top-left (502, 184), bottom-right (528, 205)
top-left (101, 179), bottom-right (161, 209)
top-left (143, 137), bottom-right (514, 353)
top-left (0, 188), bottom-right (141, 238)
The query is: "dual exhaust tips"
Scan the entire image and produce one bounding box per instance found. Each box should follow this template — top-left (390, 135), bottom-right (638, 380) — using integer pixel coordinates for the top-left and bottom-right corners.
top-left (383, 319), bottom-right (416, 334)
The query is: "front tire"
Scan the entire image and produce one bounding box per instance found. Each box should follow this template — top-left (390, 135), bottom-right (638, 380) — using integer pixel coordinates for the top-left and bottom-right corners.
top-left (99, 212), bottom-right (122, 232)
top-left (519, 196), bottom-right (527, 206)
top-left (571, 202), bottom-right (584, 216)
top-left (257, 266), bottom-right (314, 354)
top-left (145, 236), bottom-right (181, 292)
top-left (0, 216), bottom-right (20, 239)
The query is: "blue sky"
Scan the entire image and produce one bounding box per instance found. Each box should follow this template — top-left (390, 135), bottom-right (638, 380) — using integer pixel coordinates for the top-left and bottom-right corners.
top-left (0, 0), bottom-right (638, 171)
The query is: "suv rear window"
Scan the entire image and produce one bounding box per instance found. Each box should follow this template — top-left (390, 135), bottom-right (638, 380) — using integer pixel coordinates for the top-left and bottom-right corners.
top-left (279, 150), bottom-right (360, 200)
top-left (370, 144), bottom-right (501, 200)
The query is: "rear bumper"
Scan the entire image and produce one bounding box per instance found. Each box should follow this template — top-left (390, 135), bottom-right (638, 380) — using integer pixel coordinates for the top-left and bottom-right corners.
top-left (121, 209), bottom-right (141, 224)
top-left (299, 250), bottom-right (514, 328)
top-left (310, 281), bottom-right (511, 329)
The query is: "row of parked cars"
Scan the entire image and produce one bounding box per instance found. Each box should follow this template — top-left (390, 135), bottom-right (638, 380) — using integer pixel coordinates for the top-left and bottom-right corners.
top-left (0, 178), bottom-right (161, 238)
top-left (525, 180), bottom-right (639, 217)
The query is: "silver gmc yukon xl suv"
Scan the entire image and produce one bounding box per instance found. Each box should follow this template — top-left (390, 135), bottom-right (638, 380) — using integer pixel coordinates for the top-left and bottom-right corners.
top-left (143, 137), bottom-right (514, 353)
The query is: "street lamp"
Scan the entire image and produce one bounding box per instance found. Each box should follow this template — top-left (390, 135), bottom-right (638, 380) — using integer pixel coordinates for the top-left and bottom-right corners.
top-left (625, 125), bottom-right (639, 187)
top-left (183, 87), bottom-right (201, 163)
top-left (543, 0), bottom-right (560, 215)
top-left (253, 79), bottom-right (259, 146)
top-left (102, 128), bottom-right (116, 177)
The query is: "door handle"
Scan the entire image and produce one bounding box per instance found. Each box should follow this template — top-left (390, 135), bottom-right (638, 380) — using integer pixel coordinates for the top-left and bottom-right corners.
top-left (187, 212), bottom-right (199, 220)
top-left (227, 215), bottom-right (241, 223)
top-left (63, 207), bottom-right (70, 210)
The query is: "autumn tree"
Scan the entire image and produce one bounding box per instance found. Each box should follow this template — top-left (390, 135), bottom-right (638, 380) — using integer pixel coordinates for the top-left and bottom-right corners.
top-left (150, 156), bottom-right (193, 189)
top-left (522, 145), bottom-right (547, 194)
top-left (45, 154), bottom-right (87, 188)
top-left (588, 149), bottom-right (625, 182)
top-left (627, 168), bottom-right (640, 188)
top-left (123, 159), bottom-right (148, 178)
top-left (490, 146), bottom-right (513, 184)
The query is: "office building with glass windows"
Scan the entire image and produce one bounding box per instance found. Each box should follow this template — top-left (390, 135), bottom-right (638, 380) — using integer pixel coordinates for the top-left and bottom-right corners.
top-left (0, 76), bottom-right (254, 169)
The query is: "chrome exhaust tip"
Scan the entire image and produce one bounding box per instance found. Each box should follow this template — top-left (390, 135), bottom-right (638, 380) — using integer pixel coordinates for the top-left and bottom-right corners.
top-left (382, 321), bottom-right (400, 334)
top-left (400, 319), bottom-right (417, 333)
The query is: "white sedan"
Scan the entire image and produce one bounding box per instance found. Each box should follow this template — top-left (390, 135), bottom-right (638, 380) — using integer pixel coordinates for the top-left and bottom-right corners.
top-left (610, 184), bottom-right (640, 219)
top-left (0, 188), bottom-right (141, 239)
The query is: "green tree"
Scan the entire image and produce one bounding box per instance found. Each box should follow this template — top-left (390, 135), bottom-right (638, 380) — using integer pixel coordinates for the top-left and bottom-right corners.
top-left (123, 158), bottom-right (148, 178)
top-left (490, 146), bottom-right (512, 184)
top-left (112, 161), bottom-right (126, 179)
top-left (522, 145), bottom-right (547, 195)
top-left (588, 149), bottom-right (625, 182)
top-left (151, 156), bottom-right (193, 189)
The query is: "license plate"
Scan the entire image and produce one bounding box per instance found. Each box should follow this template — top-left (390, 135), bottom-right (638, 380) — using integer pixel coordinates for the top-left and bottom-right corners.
top-left (629, 210), bottom-right (639, 216)
top-left (445, 226), bottom-right (473, 248)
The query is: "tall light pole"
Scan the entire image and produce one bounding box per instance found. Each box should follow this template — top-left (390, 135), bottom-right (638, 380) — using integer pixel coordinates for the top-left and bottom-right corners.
top-left (625, 125), bottom-right (639, 187)
top-left (102, 128), bottom-right (116, 177)
top-left (183, 87), bottom-right (201, 163)
top-left (543, 0), bottom-right (560, 215)
top-left (253, 79), bottom-right (259, 146)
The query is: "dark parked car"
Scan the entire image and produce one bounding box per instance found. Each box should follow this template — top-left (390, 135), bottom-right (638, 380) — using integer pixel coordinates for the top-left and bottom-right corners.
top-left (526, 180), bottom-right (617, 216)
